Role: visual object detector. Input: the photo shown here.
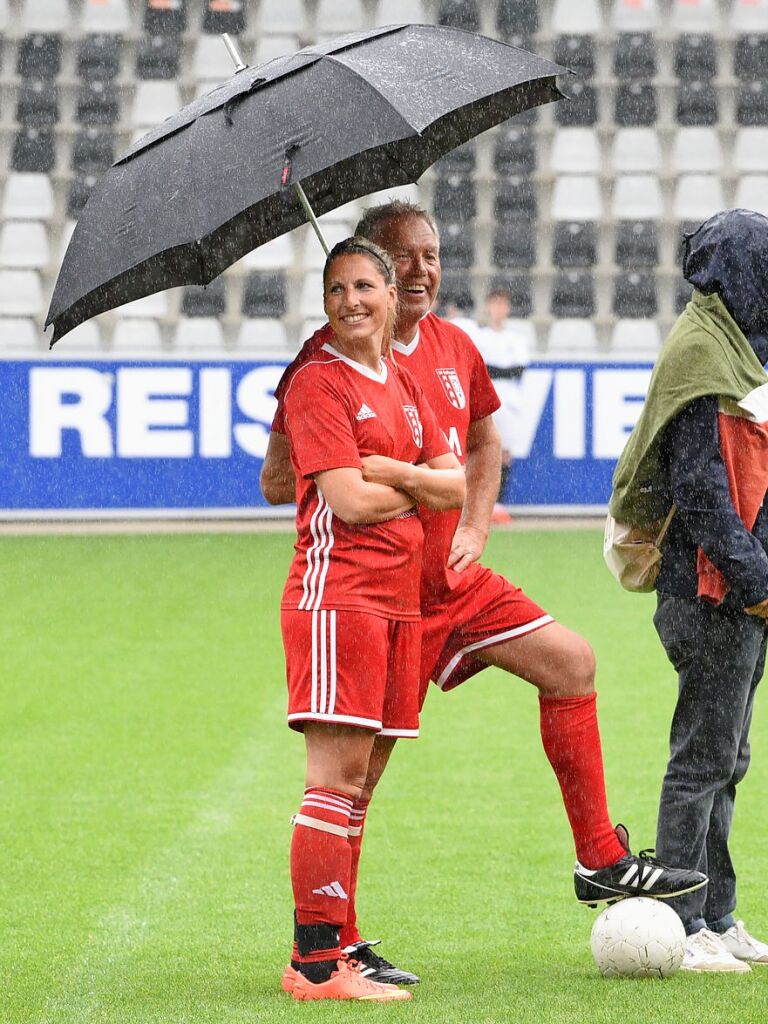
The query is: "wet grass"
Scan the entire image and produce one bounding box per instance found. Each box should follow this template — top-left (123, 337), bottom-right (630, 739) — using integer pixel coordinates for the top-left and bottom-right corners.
top-left (2, 530), bottom-right (766, 1023)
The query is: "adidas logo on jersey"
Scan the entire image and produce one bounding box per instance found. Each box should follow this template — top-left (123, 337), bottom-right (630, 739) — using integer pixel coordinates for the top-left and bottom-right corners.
top-left (355, 403), bottom-right (377, 421)
top-left (311, 880), bottom-right (348, 899)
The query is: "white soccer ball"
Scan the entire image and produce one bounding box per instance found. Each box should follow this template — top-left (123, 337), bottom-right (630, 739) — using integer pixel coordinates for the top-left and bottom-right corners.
top-left (590, 897), bottom-right (686, 979)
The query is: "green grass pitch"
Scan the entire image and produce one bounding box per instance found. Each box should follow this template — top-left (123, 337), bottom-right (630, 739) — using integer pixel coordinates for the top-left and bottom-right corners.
top-left (2, 529), bottom-right (766, 1023)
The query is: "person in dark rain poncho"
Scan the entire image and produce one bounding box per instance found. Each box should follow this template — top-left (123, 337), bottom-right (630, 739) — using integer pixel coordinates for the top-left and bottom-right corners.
top-left (610, 209), bottom-right (768, 972)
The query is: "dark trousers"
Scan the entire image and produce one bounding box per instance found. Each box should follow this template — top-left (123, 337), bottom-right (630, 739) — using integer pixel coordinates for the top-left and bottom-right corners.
top-left (653, 595), bottom-right (767, 933)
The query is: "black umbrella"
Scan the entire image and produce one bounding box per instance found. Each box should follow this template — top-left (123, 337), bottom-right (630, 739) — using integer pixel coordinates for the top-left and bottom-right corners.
top-left (46, 24), bottom-right (567, 344)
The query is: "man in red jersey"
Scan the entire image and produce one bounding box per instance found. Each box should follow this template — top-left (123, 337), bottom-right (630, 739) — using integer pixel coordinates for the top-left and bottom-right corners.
top-left (263, 204), bottom-right (706, 986)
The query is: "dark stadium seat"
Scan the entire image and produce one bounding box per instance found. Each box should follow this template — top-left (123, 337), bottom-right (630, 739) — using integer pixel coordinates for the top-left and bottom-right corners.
top-left (614, 82), bottom-right (657, 127)
top-left (553, 36), bottom-right (595, 78)
top-left (676, 81), bottom-right (718, 126)
top-left (242, 272), bottom-right (287, 318)
top-left (433, 175), bottom-right (477, 220)
top-left (72, 128), bottom-right (115, 173)
top-left (494, 177), bottom-right (538, 220)
top-left (15, 80), bottom-right (59, 127)
top-left (550, 270), bottom-right (595, 318)
top-left (67, 174), bottom-right (99, 219)
top-left (144, 0), bottom-right (187, 33)
top-left (11, 128), bottom-right (56, 173)
top-left (439, 222), bottom-right (475, 269)
top-left (496, 0), bottom-right (539, 36)
top-left (77, 35), bottom-right (122, 80)
top-left (433, 140), bottom-right (476, 174)
top-left (76, 80), bottom-right (120, 125)
top-left (203, 0), bottom-right (246, 34)
top-left (615, 221), bottom-right (659, 269)
top-left (674, 34), bottom-right (717, 80)
top-left (492, 219), bottom-right (536, 269)
top-left (613, 33), bottom-right (657, 79)
top-left (613, 271), bottom-right (657, 317)
top-left (435, 271), bottom-right (474, 313)
top-left (552, 222), bottom-right (597, 268)
top-left (555, 82), bottom-right (598, 127)
top-left (736, 82), bottom-right (768, 126)
top-left (438, 0), bottom-right (480, 31)
top-left (674, 277), bottom-right (693, 315)
top-left (734, 35), bottom-right (768, 80)
top-left (136, 35), bottom-right (180, 79)
top-left (182, 279), bottom-right (227, 318)
top-left (17, 34), bottom-right (62, 78)
top-left (493, 128), bottom-right (536, 174)
top-left (494, 273), bottom-right (532, 317)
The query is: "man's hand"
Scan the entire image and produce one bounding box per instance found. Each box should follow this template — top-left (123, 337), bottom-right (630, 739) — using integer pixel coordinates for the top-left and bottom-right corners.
top-left (447, 524), bottom-right (488, 574)
top-left (745, 598), bottom-right (768, 618)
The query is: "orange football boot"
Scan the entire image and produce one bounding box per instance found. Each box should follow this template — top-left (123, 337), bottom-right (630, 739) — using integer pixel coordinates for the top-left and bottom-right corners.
top-left (291, 958), bottom-right (411, 1001)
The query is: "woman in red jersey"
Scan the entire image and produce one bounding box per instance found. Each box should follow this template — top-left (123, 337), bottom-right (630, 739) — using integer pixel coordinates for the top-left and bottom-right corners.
top-left (280, 237), bottom-right (464, 1002)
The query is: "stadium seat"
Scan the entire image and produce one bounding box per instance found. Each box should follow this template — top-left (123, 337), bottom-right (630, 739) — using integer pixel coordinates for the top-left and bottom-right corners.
top-left (672, 175), bottom-right (725, 222)
top-left (67, 175), bottom-right (99, 219)
top-left (144, 0), bottom-right (187, 33)
top-left (733, 0), bottom-right (768, 32)
top-left (0, 271), bottom-right (44, 317)
top-left (174, 318), bottom-right (226, 351)
top-left (0, 221), bottom-right (50, 269)
top-left (551, 176), bottom-right (602, 221)
top-left (493, 274), bottom-right (532, 317)
top-left (733, 128), bottom-right (768, 172)
top-left (615, 221), bottom-right (659, 268)
top-left (78, 34), bottom-right (122, 80)
top-left (243, 272), bottom-right (287, 318)
top-left (439, 272), bottom-right (475, 313)
top-left (547, 319), bottom-right (599, 352)
top-left (676, 81), bottom-right (719, 126)
top-left (553, 36), bottom-right (596, 78)
top-left (552, 222), bottom-right (597, 268)
top-left (256, 0), bottom-right (307, 35)
top-left (613, 271), bottom-right (657, 317)
top-left (610, 128), bottom-right (661, 173)
top-left (440, 222), bottom-right (475, 269)
top-left (76, 80), bottom-right (120, 125)
top-left (550, 271), bottom-right (595, 318)
top-left (610, 319), bottom-right (662, 353)
top-left (20, 0), bottom-right (69, 33)
top-left (492, 219), bottom-right (536, 269)
top-left (316, 0), bottom-right (365, 32)
top-left (433, 175), bottom-right (477, 220)
top-left (438, 0), bottom-right (480, 30)
top-left (493, 128), bottom-right (536, 174)
top-left (193, 34), bottom-right (236, 84)
top-left (12, 129), bottom-right (56, 173)
top-left (735, 175), bottom-right (768, 217)
top-left (612, 176), bottom-right (663, 220)
top-left (81, 0), bottom-right (130, 33)
top-left (62, 320), bottom-right (104, 351)
top-left (374, 0), bottom-right (426, 26)
top-left (613, 33), bottom-right (657, 78)
top-left (552, 0), bottom-right (601, 34)
top-left (674, 34), bottom-right (717, 80)
top-left (433, 140), bottom-right (477, 175)
top-left (181, 280), bottom-right (227, 318)
top-left (116, 292), bottom-right (169, 318)
top-left (253, 35), bottom-right (301, 65)
top-left (202, 0), bottom-right (246, 34)
top-left (670, 128), bottom-right (723, 173)
top-left (674, 277), bottom-right (693, 314)
top-left (614, 83), bottom-right (658, 127)
top-left (242, 233), bottom-right (294, 271)
top-left (236, 318), bottom-right (288, 351)
top-left (112, 319), bottom-right (164, 352)
top-left (671, 0), bottom-right (720, 32)
top-left (555, 82), bottom-right (598, 126)
top-left (611, 0), bottom-right (658, 31)
top-left (17, 34), bottom-right (62, 78)
top-left (734, 35), bottom-right (768, 79)
top-left (495, 177), bottom-right (538, 220)
top-left (137, 35), bottom-right (180, 80)
top-left (737, 82), bottom-right (768, 126)
top-left (496, 0), bottom-right (539, 36)
top-left (3, 318), bottom-right (41, 352)
top-left (550, 129), bottom-right (601, 174)
top-left (16, 80), bottom-right (59, 127)
top-left (2, 174), bottom-right (54, 220)
top-left (132, 82), bottom-right (182, 130)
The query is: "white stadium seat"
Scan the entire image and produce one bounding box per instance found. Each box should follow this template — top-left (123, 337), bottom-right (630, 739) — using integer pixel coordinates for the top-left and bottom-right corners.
top-left (193, 35), bottom-right (238, 85)
top-left (671, 129), bottom-right (723, 174)
top-left (733, 129), bottom-right (768, 173)
top-left (112, 320), bottom-right (164, 352)
top-left (550, 129), bottom-right (601, 175)
top-left (0, 270), bottom-right (44, 317)
top-left (22, 0), bottom-right (70, 32)
top-left (236, 318), bottom-right (288, 351)
top-left (375, 0), bottom-right (426, 27)
top-left (316, 0), bottom-right (365, 34)
top-left (0, 0), bottom-right (8, 31)
top-left (735, 176), bottom-right (768, 217)
top-left (174, 318), bottom-right (226, 351)
top-left (611, 320), bottom-right (662, 353)
top-left (673, 175), bottom-right (725, 222)
top-left (132, 82), bottom-right (182, 130)
top-left (299, 271), bottom-right (325, 319)
top-left (242, 234), bottom-right (294, 271)
top-left (547, 320), bottom-right (599, 353)
top-left (116, 292), bottom-right (169, 319)
top-left (300, 317), bottom-right (327, 341)
top-left (3, 318), bottom-right (41, 352)
top-left (0, 222), bottom-right (50, 270)
top-left (733, 0), bottom-right (768, 32)
top-left (612, 175), bottom-right (663, 220)
top-left (63, 320), bottom-right (104, 351)
top-left (552, 0), bottom-right (601, 34)
top-left (612, 0), bottom-right (658, 31)
top-left (671, 0), bottom-right (720, 32)
top-left (302, 223), bottom-right (353, 270)
top-left (2, 174), bottom-right (54, 221)
top-left (610, 129), bottom-right (661, 174)
top-left (551, 176), bottom-right (603, 221)
top-left (253, 35), bottom-right (301, 66)
top-left (256, 0), bottom-right (307, 36)
top-left (80, 0), bottom-right (130, 34)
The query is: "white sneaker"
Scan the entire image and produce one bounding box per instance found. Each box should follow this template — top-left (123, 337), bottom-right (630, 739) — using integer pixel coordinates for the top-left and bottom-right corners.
top-left (719, 921), bottom-right (768, 964)
top-left (681, 928), bottom-right (751, 973)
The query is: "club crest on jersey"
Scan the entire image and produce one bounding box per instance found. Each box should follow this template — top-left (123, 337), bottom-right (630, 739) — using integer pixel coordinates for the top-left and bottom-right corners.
top-left (402, 405), bottom-right (423, 447)
top-left (436, 368), bottom-right (466, 410)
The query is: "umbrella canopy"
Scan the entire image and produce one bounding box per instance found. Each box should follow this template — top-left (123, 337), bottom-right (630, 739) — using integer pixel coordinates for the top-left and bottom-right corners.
top-left (47, 24), bottom-right (567, 344)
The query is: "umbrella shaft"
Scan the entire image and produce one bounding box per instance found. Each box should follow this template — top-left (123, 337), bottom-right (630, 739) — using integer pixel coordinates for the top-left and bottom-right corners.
top-left (294, 182), bottom-right (330, 256)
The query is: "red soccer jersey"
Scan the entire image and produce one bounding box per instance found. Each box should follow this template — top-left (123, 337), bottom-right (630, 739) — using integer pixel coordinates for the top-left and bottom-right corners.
top-left (281, 341), bottom-right (451, 620)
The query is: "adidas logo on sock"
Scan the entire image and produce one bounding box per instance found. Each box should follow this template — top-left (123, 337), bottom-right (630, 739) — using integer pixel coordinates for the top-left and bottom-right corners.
top-left (355, 403), bottom-right (376, 421)
top-left (312, 880), bottom-right (348, 899)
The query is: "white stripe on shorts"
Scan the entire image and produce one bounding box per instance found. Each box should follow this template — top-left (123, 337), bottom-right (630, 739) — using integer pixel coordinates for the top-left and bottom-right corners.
top-left (435, 614), bottom-right (554, 690)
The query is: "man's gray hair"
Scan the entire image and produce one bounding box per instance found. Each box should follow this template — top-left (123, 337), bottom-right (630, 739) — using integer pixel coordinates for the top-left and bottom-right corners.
top-left (354, 199), bottom-right (439, 246)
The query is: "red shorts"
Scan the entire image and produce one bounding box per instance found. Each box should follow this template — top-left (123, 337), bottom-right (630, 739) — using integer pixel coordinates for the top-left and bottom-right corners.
top-left (282, 608), bottom-right (421, 738)
top-left (419, 564), bottom-right (554, 707)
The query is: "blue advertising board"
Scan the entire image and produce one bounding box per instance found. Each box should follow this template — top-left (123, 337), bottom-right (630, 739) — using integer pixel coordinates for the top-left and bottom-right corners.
top-left (0, 356), bottom-right (653, 516)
